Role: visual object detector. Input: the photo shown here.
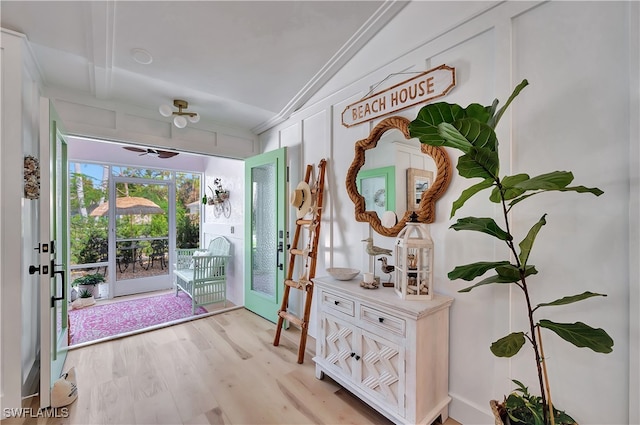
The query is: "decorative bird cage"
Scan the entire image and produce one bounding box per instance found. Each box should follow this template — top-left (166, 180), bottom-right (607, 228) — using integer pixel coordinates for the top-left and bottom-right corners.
top-left (394, 213), bottom-right (433, 300)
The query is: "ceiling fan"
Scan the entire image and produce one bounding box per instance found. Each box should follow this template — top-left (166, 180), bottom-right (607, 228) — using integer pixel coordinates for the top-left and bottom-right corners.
top-left (122, 146), bottom-right (179, 159)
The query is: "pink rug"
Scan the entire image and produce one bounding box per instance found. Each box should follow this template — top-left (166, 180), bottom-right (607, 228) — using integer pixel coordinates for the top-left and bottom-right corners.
top-left (68, 292), bottom-right (207, 345)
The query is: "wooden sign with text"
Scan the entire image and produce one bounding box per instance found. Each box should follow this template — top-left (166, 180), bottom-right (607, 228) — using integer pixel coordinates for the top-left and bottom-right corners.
top-left (341, 64), bottom-right (456, 127)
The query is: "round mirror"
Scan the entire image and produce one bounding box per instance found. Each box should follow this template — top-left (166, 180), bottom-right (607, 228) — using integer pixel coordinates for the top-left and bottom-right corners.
top-left (345, 116), bottom-right (452, 237)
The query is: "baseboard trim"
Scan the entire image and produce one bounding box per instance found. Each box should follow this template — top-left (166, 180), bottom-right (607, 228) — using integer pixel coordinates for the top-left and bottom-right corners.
top-left (448, 391), bottom-right (494, 425)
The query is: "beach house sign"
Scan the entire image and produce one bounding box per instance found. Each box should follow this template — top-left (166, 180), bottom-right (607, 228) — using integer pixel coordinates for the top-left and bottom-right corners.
top-left (341, 64), bottom-right (456, 127)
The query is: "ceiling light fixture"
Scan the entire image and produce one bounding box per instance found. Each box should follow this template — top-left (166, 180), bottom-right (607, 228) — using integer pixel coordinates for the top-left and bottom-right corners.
top-left (159, 99), bottom-right (200, 128)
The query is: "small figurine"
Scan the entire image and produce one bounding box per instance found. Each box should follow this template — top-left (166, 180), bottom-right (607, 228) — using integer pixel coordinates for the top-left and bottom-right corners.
top-left (407, 253), bottom-right (417, 269)
top-left (378, 257), bottom-right (395, 285)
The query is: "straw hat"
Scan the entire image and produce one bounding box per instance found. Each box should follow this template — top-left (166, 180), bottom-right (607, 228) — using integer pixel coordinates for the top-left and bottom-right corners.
top-left (290, 181), bottom-right (313, 219)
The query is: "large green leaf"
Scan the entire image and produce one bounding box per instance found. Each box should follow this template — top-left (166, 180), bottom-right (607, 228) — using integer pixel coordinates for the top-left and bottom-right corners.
top-left (409, 103), bottom-right (466, 146)
top-left (518, 214), bottom-right (547, 267)
top-left (490, 174), bottom-right (530, 202)
top-left (490, 332), bottom-right (526, 357)
top-left (456, 147), bottom-right (500, 180)
top-left (514, 171), bottom-right (574, 191)
top-left (464, 103), bottom-right (493, 123)
top-left (536, 291), bottom-right (607, 309)
top-left (448, 260), bottom-right (511, 281)
top-left (437, 122), bottom-right (474, 153)
top-left (450, 217), bottom-right (511, 241)
top-left (459, 273), bottom-right (518, 292)
top-left (539, 320), bottom-right (614, 353)
top-left (496, 264), bottom-right (538, 281)
top-left (556, 185), bottom-right (604, 196)
top-left (507, 185), bottom-right (604, 211)
top-left (450, 178), bottom-right (494, 218)
top-left (449, 119), bottom-right (498, 151)
top-left (488, 79), bottom-right (529, 128)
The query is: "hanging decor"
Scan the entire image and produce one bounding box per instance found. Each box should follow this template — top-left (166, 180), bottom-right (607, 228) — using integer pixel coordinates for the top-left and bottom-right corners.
top-left (394, 212), bottom-right (434, 300)
top-left (24, 155), bottom-right (40, 200)
top-left (203, 178), bottom-right (231, 218)
top-left (341, 64), bottom-right (456, 127)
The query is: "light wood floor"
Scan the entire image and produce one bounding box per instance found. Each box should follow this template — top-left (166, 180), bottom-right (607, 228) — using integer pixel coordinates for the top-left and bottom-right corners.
top-left (5, 308), bottom-right (461, 425)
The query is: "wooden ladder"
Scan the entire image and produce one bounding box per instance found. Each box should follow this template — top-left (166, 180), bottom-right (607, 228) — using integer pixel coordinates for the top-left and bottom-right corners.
top-left (273, 158), bottom-right (327, 364)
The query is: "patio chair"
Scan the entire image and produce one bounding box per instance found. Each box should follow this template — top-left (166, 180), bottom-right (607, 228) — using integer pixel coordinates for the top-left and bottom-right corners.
top-left (147, 239), bottom-right (168, 270)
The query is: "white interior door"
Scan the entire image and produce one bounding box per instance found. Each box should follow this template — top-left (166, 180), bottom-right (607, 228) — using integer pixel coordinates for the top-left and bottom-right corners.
top-left (38, 98), bottom-right (69, 408)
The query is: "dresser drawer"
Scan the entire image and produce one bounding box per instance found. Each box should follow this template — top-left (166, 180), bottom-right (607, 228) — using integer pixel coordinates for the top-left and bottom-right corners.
top-left (321, 291), bottom-right (355, 316)
top-left (360, 305), bottom-right (405, 336)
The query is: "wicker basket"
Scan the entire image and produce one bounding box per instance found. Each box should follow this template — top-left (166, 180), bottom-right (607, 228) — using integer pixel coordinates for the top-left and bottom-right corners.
top-left (490, 400), bottom-right (507, 425)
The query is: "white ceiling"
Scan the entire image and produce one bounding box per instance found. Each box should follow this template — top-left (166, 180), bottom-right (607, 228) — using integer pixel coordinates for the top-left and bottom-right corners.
top-left (1, 1), bottom-right (407, 133)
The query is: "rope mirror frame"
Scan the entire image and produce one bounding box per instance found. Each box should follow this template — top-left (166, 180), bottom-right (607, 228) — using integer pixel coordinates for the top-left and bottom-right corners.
top-left (345, 116), bottom-right (452, 237)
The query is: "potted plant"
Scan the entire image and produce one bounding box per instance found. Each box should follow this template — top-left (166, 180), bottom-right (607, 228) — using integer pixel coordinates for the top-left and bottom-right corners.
top-left (71, 287), bottom-right (96, 309)
top-left (72, 273), bottom-right (104, 299)
top-left (408, 79), bottom-right (614, 424)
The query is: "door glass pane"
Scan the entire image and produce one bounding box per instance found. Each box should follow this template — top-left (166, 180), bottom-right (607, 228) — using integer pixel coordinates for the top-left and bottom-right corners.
top-left (69, 162), bottom-right (110, 297)
top-left (251, 163), bottom-right (276, 297)
top-left (114, 182), bottom-right (169, 283)
top-left (175, 172), bottom-right (201, 249)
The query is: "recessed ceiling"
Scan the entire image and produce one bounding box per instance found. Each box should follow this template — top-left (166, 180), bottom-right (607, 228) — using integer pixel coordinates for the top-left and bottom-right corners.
top-left (1, 1), bottom-right (406, 133)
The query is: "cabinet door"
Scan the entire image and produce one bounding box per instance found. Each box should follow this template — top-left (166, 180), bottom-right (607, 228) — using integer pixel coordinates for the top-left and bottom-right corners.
top-left (358, 329), bottom-right (405, 415)
top-left (320, 312), bottom-right (356, 379)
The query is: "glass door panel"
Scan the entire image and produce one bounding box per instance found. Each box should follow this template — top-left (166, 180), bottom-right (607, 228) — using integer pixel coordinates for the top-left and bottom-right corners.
top-left (112, 179), bottom-right (172, 296)
top-left (244, 148), bottom-right (287, 322)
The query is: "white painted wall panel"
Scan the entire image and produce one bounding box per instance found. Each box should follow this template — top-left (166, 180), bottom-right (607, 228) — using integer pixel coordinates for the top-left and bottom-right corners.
top-left (55, 100), bottom-right (116, 129)
top-left (511, 3), bottom-right (630, 424)
top-left (0, 29), bottom-right (42, 417)
top-left (202, 156), bottom-right (244, 306)
top-left (261, 2), bottom-right (638, 424)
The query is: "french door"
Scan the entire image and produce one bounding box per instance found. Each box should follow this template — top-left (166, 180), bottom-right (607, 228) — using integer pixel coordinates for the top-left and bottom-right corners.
top-left (110, 177), bottom-right (174, 297)
top-left (244, 148), bottom-right (287, 322)
top-left (39, 98), bottom-right (69, 408)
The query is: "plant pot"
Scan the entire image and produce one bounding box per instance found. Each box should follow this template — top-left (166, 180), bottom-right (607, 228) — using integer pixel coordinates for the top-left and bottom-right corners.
top-left (71, 296), bottom-right (95, 309)
top-left (78, 284), bottom-right (98, 298)
top-left (490, 400), bottom-right (508, 425)
top-left (490, 399), bottom-right (578, 425)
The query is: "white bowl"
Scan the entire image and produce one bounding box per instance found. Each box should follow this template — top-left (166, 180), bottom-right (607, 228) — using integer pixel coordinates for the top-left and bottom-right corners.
top-left (326, 267), bottom-right (360, 281)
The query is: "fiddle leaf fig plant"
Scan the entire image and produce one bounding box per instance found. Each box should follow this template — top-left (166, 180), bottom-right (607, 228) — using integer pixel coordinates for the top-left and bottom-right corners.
top-left (408, 79), bottom-right (614, 424)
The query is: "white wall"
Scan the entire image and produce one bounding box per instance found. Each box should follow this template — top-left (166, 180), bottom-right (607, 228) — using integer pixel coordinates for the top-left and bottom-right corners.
top-left (201, 156), bottom-right (244, 306)
top-left (45, 89), bottom-right (259, 161)
top-left (260, 2), bottom-right (638, 424)
top-left (0, 29), bottom-right (43, 416)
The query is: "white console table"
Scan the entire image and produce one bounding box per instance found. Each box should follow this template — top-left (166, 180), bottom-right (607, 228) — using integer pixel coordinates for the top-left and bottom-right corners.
top-left (313, 275), bottom-right (453, 425)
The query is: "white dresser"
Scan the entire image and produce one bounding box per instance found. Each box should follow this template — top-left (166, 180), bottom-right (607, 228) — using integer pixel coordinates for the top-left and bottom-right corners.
top-left (313, 275), bottom-right (453, 425)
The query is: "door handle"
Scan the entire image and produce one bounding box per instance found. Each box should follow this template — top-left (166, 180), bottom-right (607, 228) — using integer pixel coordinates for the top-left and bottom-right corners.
top-left (277, 241), bottom-right (284, 271)
top-left (50, 259), bottom-right (66, 307)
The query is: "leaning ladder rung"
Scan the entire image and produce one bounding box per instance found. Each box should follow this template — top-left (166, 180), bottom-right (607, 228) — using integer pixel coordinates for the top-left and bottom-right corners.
top-left (289, 248), bottom-right (315, 257)
top-left (296, 219), bottom-right (314, 226)
top-left (284, 279), bottom-right (304, 289)
top-left (278, 311), bottom-right (305, 328)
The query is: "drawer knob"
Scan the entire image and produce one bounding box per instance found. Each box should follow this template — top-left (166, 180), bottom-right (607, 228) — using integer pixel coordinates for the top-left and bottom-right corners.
top-left (355, 355), bottom-right (361, 361)
top-left (378, 317), bottom-right (384, 323)
top-left (350, 352), bottom-right (356, 357)
top-left (334, 300), bottom-right (339, 305)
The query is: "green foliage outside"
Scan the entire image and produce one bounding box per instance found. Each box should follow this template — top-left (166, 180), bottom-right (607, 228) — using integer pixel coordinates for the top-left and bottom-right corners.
top-left (72, 273), bottom-right (105, 287)
top-left (69, 163), bottom-right (201, 266)
top-left (409, 80), bottom-right (613, 424)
